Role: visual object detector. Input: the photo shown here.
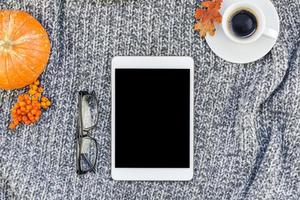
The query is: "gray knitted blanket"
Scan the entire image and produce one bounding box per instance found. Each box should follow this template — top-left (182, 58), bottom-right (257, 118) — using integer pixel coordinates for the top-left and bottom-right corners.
top-left (0, 0), bottom-right (299, 199)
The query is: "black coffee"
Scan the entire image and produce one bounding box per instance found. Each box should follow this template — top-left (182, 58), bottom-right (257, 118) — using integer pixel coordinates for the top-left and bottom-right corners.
top-left (231, 10), bottom-right (257, 38)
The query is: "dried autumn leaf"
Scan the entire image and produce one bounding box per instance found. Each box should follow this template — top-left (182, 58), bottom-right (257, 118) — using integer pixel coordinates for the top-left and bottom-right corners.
top-left (194, 0), bottom-right (223, 38)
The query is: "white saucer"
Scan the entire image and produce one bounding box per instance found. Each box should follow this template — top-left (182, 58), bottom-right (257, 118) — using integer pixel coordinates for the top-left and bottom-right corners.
top-left (206, 0), bottom-right (280, 64)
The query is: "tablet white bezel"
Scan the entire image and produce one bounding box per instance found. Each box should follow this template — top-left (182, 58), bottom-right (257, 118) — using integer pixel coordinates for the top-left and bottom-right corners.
top-left (111, 56), bottom-right (194, 181)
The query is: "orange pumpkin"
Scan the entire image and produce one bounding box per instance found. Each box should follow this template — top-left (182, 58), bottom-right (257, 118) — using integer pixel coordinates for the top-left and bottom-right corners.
top-left (0, 10), bottom-right (51, 90)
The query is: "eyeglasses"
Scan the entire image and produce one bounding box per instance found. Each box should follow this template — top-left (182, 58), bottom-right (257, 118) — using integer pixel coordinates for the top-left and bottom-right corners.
top-left (76, 91), bottom-right (99, 175)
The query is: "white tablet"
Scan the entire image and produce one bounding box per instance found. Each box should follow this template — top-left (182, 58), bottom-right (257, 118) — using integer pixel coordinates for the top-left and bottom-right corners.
top-left (111, 56), bottom-right (194, 181)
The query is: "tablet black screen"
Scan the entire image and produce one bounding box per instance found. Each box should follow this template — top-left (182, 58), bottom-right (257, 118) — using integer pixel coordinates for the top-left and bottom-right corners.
top-left (115, 69), bottom-right (190, 168)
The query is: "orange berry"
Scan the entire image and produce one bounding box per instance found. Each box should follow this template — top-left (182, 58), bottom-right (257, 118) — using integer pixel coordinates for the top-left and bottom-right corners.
top-left (19, 101), bottom-right (26, 107)
top-left (41, 101), bottom-right (46, 108)
top-left (24, 94), bottom-right (30, 100)
top-left (24, 120), bottom-right (31, 125)
top-left (31, 109), bottom-right (37, 115)
top-left (46, 101), bottom-right (51, 107)
top-left (38, 87), bottom-right (44, 93)
top-left (13, 119), bottom-right (20, 124)
top-left (34, 80), bottom-right (40, 86)
top-left (31, 85), bottom-right (38, 91)
top-left (32, 96), bottom-right (38, 101)
top-left (22, 116), bottom-right (28, 122)
top-left (33, 104), bottom-right (41, 109)
top-left (32, 100), bottom-right (39, 105)
top-left (36, 110), bottom-right (42, 116)
top-left (20, 107), bottom-right (26, 112)
top-left (32, 94), bottom-right (40, 101)
top-left (41, 97), bottom-right (48, 102)
top-left (28, 115), bottom-right (35, 121)
top-left (18, 95), bottom-right (25, 102)
top-left (17, 116), bottom-right (22, 121)
top-left (9, 123), bottom-right (16, 129)
top-left (29, 89), bottom-right (36, 95)
top-left (26, 99), bottom-right (31, 105)
top-left (26, 105), bottom-right (32, 110)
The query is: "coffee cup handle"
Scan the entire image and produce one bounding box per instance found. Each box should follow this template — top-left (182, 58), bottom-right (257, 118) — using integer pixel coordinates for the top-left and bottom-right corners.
top-left (263, 28), bottom-right (278, 39)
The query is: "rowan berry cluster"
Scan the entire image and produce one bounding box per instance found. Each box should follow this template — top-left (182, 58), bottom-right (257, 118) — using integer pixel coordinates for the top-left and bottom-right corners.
top-left (9, 80), bottom-right (51, 129)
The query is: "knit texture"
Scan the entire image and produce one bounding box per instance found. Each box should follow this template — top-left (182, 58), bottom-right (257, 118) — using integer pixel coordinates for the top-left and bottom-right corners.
top-left (0, 0), bottom-right (299, 199)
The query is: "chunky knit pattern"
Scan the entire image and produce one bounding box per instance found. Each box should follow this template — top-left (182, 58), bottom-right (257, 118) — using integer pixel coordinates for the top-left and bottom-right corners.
top-left (0, 0), bottom-right (299, 199)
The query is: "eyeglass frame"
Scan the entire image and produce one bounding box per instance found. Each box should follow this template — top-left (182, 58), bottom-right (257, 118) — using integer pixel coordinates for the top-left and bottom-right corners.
top-left (76, 91), bottom-right (99, 175)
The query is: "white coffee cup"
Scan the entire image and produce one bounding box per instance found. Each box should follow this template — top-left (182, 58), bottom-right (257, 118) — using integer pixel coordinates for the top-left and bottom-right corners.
top-left (222, 2), bottom-right (278, 44)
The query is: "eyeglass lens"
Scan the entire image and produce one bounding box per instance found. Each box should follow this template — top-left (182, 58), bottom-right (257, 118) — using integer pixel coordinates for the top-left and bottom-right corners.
top-left (81, 94), bottom-right (98, 130)
top-left (80, 136), bottom-right (97, 172)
